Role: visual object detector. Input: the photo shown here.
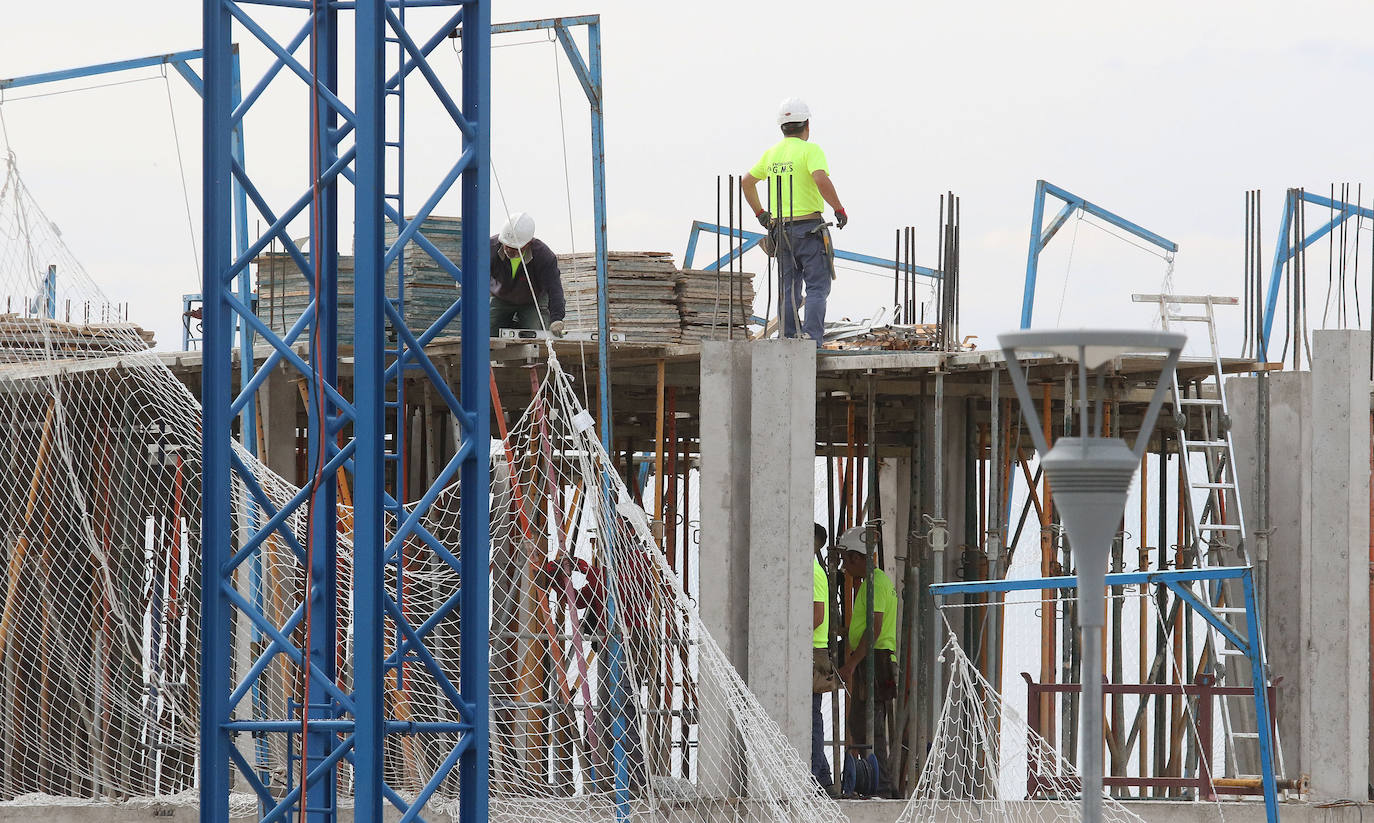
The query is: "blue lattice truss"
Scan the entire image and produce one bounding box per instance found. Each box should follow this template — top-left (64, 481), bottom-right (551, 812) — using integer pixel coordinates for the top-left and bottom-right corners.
top-left (931, 565), bottom-right (1279, 823)
top-left (200, 1), bottom-right (490, 821)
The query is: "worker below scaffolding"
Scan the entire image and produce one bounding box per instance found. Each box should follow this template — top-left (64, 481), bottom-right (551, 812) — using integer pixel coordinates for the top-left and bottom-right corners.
top-left (812, 523), bottom-right (840, 797)
top-left (836, 525), bottom-right (897, 798)
top-left (741, 97), bottom-right (848, 345)
top-left (489, 211), bottom-right (567, 335)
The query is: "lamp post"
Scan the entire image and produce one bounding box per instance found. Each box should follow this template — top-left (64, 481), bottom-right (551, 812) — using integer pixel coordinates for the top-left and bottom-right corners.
top-left (998, 330), bottom-right (1185, 823)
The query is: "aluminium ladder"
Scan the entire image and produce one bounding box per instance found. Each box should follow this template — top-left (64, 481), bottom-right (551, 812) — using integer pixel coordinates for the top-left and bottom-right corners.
top-left (1131, 293), bottom-right (1286, 791)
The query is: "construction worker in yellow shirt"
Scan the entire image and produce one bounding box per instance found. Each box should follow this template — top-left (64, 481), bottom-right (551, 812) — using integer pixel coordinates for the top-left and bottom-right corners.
top-left (836, 525), bottom-right (897, 798)
top-left (741, 97), bottom-right (848, 345)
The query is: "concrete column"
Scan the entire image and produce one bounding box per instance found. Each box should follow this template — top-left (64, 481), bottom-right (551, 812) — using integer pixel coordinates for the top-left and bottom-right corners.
top-left (746, 340), bottom-right (817, 762)
top-left (698, 341), bottom-right (753, 673)
top-left (697, 341), bottom-right (754, 795)
top-left (259, 365), bottom-right (300, 483)
top-left (1304, 330), bottom-right (1370, 799)
top-left (879, 458), bottom-right (911, 574)
top-left (1228, 371), bottom-right (1310, 775)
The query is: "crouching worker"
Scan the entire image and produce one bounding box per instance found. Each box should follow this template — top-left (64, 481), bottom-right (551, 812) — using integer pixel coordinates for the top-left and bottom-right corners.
top-left (490, 211), bottom-right (567, 336)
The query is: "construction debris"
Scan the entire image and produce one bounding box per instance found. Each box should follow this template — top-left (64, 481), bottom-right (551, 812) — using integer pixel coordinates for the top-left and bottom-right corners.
top-left (0, 313), bottom-right (154, 358)
top-left (822, 308), bottom-right (976, 351)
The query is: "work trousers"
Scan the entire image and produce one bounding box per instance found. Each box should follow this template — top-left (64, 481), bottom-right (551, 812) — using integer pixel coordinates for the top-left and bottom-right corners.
top-left (812, 693), bottom-right (833, 788)
top-left (776, 220), bottom-right (832, 344)
top-left (490, 295), bottom-right (549, 333)
top-left (848, 650), bottom-right (895, 795)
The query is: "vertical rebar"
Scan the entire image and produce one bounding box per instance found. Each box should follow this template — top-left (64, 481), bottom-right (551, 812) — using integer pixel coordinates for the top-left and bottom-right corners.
top-left (739, 172), bottom-right (748, 331)
top-left (893, 228), bottom-right (901, 318)
top-left (713, 175), bottom-right (721, 339)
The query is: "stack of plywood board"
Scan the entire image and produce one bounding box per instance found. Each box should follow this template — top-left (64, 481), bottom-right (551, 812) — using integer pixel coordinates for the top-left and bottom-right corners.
top-left (256, 217), bottom-right (464, 345)
top-left (557, 252), bottom-right (681, 343)
top-left (674, 268), bottom-right (755, 342)
top-left (383, 215), bottom-right (463, 340)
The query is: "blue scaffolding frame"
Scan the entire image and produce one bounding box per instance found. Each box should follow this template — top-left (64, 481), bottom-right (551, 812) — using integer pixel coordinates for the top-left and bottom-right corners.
top-left (1021, 180), bottom-right (1178, 328)
top-left (1259, 188), bottom-right (1374, 361)
top-left (201, 2), bottom-right (490, 822)
top-left (931, 565), bottom-right (1278, 823)
top-left (683, 219), bottom-right (943, 279)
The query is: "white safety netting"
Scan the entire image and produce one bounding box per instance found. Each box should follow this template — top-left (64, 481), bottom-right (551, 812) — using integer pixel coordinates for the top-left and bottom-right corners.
top-left (0, 156), bottom-right (843, 821)
top-left (428, 349), bottom-right (844, 822)
top-left (0, 155), bottom-right (266, 812)
top-left (897, 633), bottom-right (1148, 823)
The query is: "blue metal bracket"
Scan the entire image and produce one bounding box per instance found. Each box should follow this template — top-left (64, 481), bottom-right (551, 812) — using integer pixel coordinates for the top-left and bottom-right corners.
top-left (1020, 180), bottom-right (1179, 328)
top-left (933, 565), bottom-right (1278, 823)
top-left (1259, 188), bottom-right (1374, 360)
top-left (684, 219), bottom-right (942, 280)
top-left (492, 16), bottom-right (612, 451)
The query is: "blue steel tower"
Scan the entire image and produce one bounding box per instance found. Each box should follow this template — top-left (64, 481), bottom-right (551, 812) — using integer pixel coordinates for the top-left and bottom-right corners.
top-left (200, 1), bottom-right (490, 821)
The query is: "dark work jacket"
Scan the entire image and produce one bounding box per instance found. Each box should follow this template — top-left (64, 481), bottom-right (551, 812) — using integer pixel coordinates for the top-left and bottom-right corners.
top-left (489, 236), bottom-right (566, 321)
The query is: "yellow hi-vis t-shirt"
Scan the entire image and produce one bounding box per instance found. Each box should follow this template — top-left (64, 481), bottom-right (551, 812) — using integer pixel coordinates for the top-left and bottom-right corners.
top-left (848, 567), bottom-right (898, 653)
top-left (813, 558), bottom-right (829, 649)
top-left (749, 137), bottom-right (829, 219)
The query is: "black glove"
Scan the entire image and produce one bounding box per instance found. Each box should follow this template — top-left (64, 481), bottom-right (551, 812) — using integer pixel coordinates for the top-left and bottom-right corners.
top-left (834, 208), bottom-right (848, 230)
top-left (756, 210), bottom-right (773, 231)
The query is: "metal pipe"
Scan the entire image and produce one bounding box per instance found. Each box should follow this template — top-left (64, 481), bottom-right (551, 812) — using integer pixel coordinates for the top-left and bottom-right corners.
top-left (929, 369), bottom-right (945, 738)
top-left (987, 373), bottom-right (1002, 684)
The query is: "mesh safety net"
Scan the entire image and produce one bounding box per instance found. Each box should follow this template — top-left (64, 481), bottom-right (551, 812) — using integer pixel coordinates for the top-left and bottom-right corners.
top-left (897, 632), bottom-right (1148, 823)
top-left (0, 155), bottom-right (843, 822)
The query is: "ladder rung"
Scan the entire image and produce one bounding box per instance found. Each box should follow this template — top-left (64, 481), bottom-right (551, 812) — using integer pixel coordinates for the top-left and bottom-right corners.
top-left (1178, 397), bottom-right (1222, 406)
top-left (1183, 439), bottom-right (1229, 448)
top-left (1199, 523), bottom-right (1241, 531)
top-left (1166, 314), bottom-right (1211, 322)
top-left (1217, 649), bottom-right (1245, 657)
top-left (1192, 482), bottom-right (1236, 490)
top-left (1230, 732), bottom-right (1260, 739)
top-left (1213, 606), bottom-right (1248, 614)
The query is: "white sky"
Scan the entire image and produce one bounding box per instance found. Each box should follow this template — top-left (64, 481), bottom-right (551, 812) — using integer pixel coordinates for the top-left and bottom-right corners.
top-left (3, 1), bottom-right (1373, 354)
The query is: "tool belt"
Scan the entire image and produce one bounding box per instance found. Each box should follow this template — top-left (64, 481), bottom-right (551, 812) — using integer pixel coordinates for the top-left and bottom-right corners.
top-left (761, 216), bottom-right (828, 260)
top-left (813, 648), bottom-right (838, 693)
top-left (852, 650), bottom-right (897, 702)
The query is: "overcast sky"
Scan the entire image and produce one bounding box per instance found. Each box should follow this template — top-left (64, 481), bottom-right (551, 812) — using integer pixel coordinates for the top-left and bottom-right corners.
top-left (3, 1), bottom-right (1373, 355)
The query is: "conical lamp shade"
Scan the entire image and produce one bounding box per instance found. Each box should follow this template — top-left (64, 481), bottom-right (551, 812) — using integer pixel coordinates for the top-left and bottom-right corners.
top-left (1041, 437), bottom-right (1137, 629)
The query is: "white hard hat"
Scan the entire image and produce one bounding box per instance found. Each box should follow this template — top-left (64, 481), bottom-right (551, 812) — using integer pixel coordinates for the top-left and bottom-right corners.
top-left (776, 97), bottom-right (811, 126)
top-left (837, 526), bottom-right (872, 555)
top-left (498, 212), bottom-right (536, 248)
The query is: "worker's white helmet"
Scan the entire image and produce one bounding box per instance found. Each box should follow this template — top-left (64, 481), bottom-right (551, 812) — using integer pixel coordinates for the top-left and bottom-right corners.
top-left (776, 97), bottom-right (811, 126)
top-left (837, 525), bottom-right (872, 555)
top-left (499, 212), bottom-right (536, 248)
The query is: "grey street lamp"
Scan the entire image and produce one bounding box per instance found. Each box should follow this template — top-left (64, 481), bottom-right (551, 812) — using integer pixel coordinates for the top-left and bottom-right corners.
top-left (998, 329), bottom-right (1185, 823)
